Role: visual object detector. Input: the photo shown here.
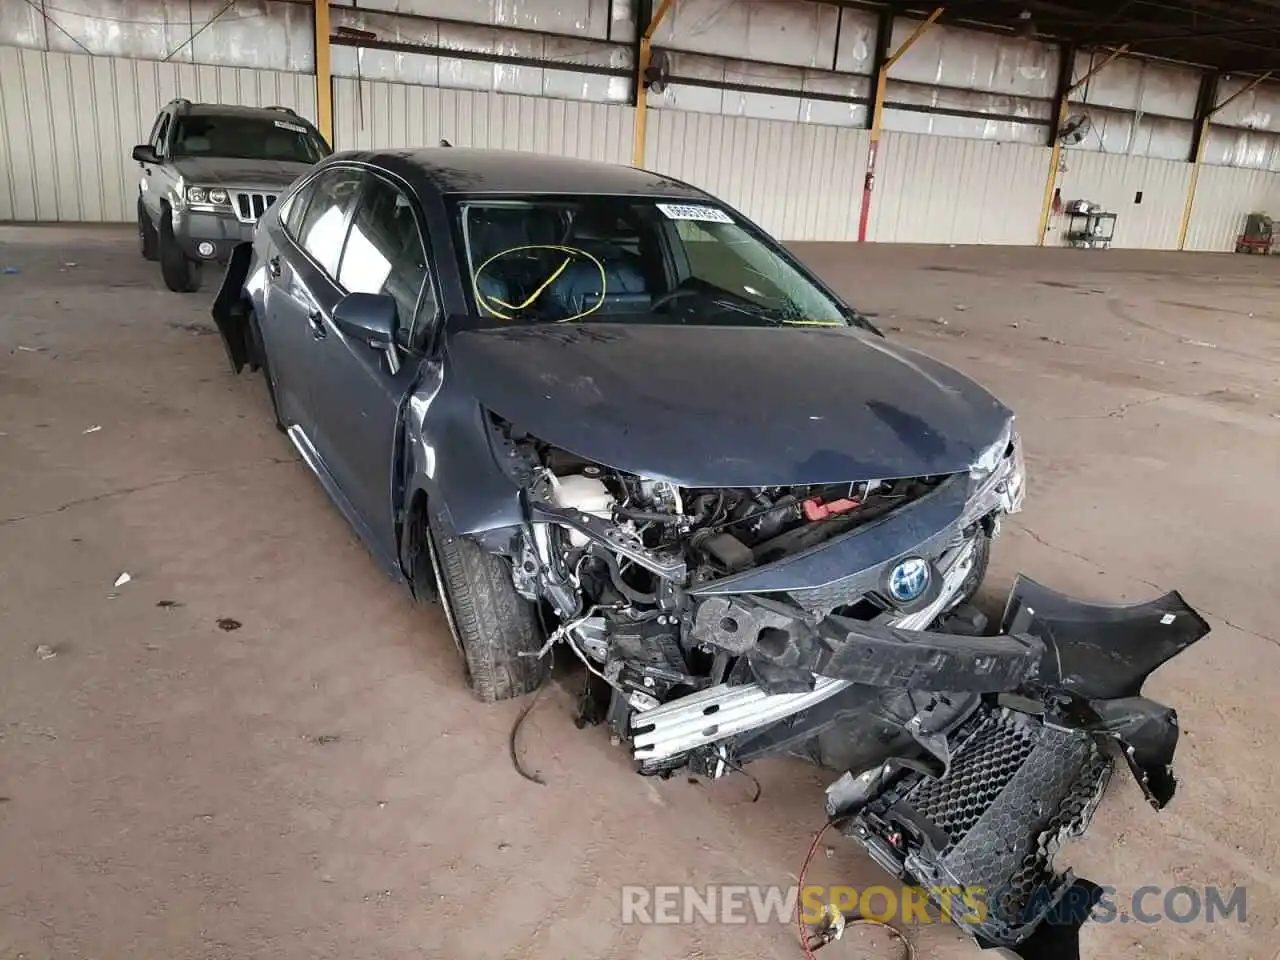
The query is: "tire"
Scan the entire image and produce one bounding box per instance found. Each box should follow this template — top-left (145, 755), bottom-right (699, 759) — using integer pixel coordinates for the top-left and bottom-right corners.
top-left (425, 502), bottom-right (546, 702)
top-left (138, 201), bottom-right (159, 261)
top-left (159, 210), bottom-right (203, 293)
top-left (247, 307), bottom-right (285, 432)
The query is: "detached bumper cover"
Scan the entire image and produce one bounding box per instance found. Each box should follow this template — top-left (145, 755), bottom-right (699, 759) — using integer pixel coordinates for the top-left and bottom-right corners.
top-left (821, 576), bottom-right (1209, 959)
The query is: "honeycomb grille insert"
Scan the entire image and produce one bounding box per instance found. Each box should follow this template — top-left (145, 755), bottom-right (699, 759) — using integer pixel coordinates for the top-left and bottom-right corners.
top-left (897, 708), bottom-right (1111, 929)
top-left (905, 710), bottom-right (1038, 840)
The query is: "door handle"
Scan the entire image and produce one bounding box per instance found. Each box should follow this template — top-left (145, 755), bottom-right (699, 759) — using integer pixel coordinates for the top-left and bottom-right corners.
top-left (307, 310), bottom-right (326, 340)
top-left (267, 255), bottom-right (281, 278)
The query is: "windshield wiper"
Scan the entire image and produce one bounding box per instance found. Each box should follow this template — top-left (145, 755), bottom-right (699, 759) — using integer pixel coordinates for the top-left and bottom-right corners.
top-left (709, 297), bottom-right (842, 327)
top-left (708, 297), bottom-right (793, 323)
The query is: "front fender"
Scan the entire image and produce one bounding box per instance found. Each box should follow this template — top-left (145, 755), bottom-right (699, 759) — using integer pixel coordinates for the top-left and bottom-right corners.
top-left (401, 354), bottom-right (526, 540)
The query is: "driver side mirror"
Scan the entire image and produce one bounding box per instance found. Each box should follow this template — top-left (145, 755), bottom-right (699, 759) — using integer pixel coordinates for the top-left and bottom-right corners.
top-left (132, 143), bottom-right (159, 164)
top-left (333, 292), bottom-right (401, 374)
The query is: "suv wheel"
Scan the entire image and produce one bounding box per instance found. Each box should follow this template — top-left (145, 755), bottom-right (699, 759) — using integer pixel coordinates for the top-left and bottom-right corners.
top-left (138, 201), bottom-right (159, 262)
top-left (424, 502), bottom-right (547, 702)
top-left (158, 211), bottom-right (202, 293)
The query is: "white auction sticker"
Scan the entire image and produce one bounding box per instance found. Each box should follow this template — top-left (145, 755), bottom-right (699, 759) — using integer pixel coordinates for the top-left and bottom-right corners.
top-left (656, 202), bottom-right (734, 223)
top-left (273, 119), bottom-right (307, 134)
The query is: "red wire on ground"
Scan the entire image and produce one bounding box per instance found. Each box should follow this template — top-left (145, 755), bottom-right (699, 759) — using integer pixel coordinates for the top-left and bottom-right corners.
top-left (796, 819), bottom-right (838, 960)
top-left (795, 819), bottom-right (917, 960)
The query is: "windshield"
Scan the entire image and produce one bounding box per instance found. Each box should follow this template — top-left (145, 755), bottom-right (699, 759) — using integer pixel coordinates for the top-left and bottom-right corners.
top-left (453, 196), bottom-right (849, 328)
top-left (172, 113), bottom-right (330, 164)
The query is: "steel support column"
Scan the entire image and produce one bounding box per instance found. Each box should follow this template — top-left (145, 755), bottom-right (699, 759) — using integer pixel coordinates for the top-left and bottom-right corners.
top-left (1036, 45), bottom-right (1129, 247)
top-left (857, 7), bottom-right (943, 242)
top-left (1178, 71), bottom-right (1269, 251)
top-left (315, 0), bottom-right (333, 145)
top-left (632, 0), bottom-right (674, 168)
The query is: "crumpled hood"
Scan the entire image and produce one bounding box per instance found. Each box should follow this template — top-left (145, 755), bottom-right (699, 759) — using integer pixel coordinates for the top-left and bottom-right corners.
top-left (171, 156), bottom-right (311, 190)
top-left (449, 322), bottom-right (1012, 487)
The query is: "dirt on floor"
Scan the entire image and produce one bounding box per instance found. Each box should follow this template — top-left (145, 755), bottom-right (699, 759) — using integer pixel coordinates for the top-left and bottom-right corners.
top-left (1, 226), bottom-right (1277, 960)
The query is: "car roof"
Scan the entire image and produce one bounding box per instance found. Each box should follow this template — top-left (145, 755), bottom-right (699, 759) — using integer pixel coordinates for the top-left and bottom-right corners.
top-left (335, 148), bottom-right (711, 200)
top-left (185, 103), bottom-right (308, 122)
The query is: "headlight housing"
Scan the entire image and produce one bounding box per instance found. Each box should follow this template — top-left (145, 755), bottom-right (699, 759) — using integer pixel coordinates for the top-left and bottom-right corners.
top-left (964, 418), bottom-right (1025, 522)
top-left (186, 186), bottom-right (228, 205)
top-left (972, 418), bottom-right (1015, 479)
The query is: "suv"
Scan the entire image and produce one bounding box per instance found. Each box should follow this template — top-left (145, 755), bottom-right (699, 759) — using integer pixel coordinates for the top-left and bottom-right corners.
top-left (132, 99), bottom-right (331, 293)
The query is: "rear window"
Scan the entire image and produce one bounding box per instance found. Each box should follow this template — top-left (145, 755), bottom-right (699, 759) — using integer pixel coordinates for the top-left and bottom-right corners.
top-left (172, 113), bottom-right (330, 164)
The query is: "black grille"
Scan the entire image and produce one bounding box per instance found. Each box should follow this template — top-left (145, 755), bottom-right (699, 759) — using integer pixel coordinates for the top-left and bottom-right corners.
top-left (234, 191), bottom-right (277, 222)
top-left (877, 708), bottom-right (1111, 939)
top-left (905, 710), bottom-right (1039, 840)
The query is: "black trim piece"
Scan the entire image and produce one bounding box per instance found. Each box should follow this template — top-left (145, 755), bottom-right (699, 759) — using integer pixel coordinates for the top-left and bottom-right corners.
top-left (331, 35), bottom-right (631, 79)
top-left (885, 99), bottom-right (1053, 127)
top-left (662, 72), bottom-right (1046, 126)
top-left (1188, 71), bottom-right (1219, 161)
top-left (665, 72), bottom-right (869, 107)
top-left (832, 7), bottom-right (844, 73)
top-left (330, 3), bottom-right (619, 51)
top-left (631, 0), bottom-right (651, 108)
top-left (1048, 41), bottom-right (1075, 145)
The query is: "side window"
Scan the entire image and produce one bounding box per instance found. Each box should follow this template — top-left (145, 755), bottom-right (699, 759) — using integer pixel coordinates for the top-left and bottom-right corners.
top-left (152, 113), bottom-right (171, 157)
top-left (279, 188), bottom-right (310, 239)
top-left (338, 175), bottom-right (434, 346)
top-left (296, 168), bottom-right (362, 277)
top-left (146, 111), bottom-right (166, 149)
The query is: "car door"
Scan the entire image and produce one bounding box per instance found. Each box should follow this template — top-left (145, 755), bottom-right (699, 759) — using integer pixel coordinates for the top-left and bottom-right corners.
top-left (257, 166), bottom-right (362, 436)
top-left (139, 110), bottom-right (171, 223)
top-left (307, 171), bottom-right (435, 566)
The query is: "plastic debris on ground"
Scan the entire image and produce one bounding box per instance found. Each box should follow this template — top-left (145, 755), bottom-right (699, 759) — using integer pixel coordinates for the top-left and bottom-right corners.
top-left (83, 425), bottom-right (102, 434)
top-left (113, 572), bottom-right (131, 587)
top-left (35, 644), bottom-right (56, 660)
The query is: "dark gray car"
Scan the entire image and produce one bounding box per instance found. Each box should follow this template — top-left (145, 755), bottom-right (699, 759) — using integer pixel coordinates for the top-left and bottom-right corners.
top-left (133, 100), bottom-right (329, 293)
top-left (212, 148), bottom-right (1207, 959)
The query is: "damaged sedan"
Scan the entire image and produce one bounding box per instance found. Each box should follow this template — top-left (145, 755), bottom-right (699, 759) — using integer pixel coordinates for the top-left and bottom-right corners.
top-left (212, 148), bottom-right (1209, 959)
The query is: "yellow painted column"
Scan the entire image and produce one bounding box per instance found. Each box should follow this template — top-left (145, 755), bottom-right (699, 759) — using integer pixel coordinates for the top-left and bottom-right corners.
top-left (1036, 46), bottom-right (1129, 247)
top-left (632, 0), bottom-right (674, 168)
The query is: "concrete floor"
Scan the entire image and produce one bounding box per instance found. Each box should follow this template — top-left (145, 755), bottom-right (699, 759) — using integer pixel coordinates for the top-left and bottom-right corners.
top-left (1, 226), bottom-right (1276, 960)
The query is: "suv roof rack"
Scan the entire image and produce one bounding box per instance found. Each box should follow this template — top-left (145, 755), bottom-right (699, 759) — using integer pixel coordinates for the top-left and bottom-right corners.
top-left (266, 105), bottom-right (298, 116)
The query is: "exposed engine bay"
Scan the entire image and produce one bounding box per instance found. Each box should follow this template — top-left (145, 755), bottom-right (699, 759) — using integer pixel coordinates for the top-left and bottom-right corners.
top-left (488, 413), bottom-right (1209, 959)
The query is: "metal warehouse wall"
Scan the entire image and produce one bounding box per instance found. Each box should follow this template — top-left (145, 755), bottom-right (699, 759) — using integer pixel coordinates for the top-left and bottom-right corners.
top-left (1051, 153), bottom-right (1193, 250)
top-left (1184, 165), bottom-right (1280, 252)
top-left (331, 78), bottom-right (632, 164)
top-left (0, 46), bottom-right (315, 223)
top-left (643, 112), bottom-right (869, 241)
top-left (866, 133), bottom-right (1050, 245)
top-left (8, 0), bottom-right (1280, 253)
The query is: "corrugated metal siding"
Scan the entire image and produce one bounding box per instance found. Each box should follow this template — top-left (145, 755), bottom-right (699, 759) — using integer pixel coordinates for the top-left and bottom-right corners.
top-left (644, 110), bottom-right (869, 240)
top-left (1183, 164), bottom-right (1279, 252)
top-left (1049, 152), bottom-right (1191, 250)
top-left (332, 78), bottom-right (633, 164)
top-left (868, 132), bottom-right (1048, 244)
top-left (0, 46), bottom-right (316, 223)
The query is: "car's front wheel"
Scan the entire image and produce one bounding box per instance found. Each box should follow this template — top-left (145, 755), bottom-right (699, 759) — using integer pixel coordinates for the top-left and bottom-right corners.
top-left (425, 502), bottom-right (546, 702)
top-left (158, 211), bottom-right (202, 293)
